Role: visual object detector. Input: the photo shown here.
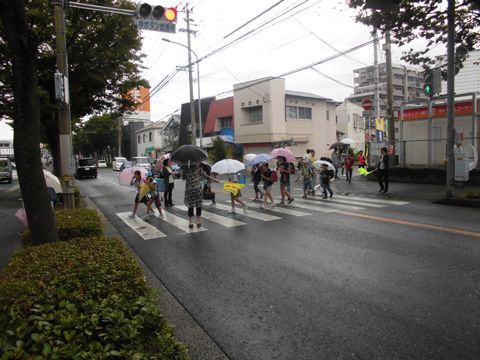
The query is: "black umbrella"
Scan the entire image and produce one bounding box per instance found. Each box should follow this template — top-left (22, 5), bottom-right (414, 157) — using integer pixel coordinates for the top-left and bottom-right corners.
top-left (328, 142), bottom-right (347, 150)
top-left (171, 144), bottom-right (207, 165)
top-left (199, 161), bottom-right (211, 175)
top-left (320, 157), bottom-right (334, 164)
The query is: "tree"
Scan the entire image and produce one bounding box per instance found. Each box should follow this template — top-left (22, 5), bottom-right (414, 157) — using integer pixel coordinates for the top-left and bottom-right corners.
top-left (347, 0), bottom-right (480, 72)
top-left (209, 137), bottom-right (229, 163)
top-left (73, 113), bottom-right (119, 157)
top-left (0, 0), bottom-right (147, 173)
top-left (0, 0), bottom-right (59, 244)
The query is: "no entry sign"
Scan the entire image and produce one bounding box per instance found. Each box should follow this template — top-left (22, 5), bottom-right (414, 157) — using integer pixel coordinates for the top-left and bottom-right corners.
top-left (362, 98), bottom-right (373, 111)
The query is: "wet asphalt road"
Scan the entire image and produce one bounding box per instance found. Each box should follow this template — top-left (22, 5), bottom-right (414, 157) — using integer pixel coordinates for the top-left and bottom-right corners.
top-left (75, 169), bottom-right (480, 359)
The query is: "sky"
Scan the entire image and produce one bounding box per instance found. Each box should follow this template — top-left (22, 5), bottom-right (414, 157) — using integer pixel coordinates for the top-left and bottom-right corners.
top-left (0, 0), bottom-right (441, 140)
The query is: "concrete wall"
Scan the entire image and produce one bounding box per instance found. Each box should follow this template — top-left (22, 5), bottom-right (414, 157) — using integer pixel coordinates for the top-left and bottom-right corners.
top-left (336, 100), bottom-right (366, 152)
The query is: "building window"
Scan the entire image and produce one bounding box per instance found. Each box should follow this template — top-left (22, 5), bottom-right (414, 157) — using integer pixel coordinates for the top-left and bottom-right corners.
top-left (249, 106), bottom-right (263, 123)
top-left (143, 134), bottom-right (146, 143)
top-left (138, 135), bottom-right (141, 144)
top-left (149, 132), bottom-right (152, 142)
top-left (219, 117), bottom-right (232, 129)
top-left (286, 106), bottom-right (311, 120)
top-left (326, 110), bottom-right (330, 121)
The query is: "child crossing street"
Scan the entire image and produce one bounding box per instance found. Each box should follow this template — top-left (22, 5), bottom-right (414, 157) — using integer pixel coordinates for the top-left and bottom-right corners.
top-left (319, 164), bottom-right (334, 199)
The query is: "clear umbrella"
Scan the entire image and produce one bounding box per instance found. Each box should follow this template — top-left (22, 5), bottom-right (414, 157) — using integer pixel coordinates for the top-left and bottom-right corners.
top-left (211, 159), bottom-right (245, 174)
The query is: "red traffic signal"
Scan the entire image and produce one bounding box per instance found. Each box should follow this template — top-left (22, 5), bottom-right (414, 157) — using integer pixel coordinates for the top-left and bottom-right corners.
top-left (136, 3), bottom-right (177, 22)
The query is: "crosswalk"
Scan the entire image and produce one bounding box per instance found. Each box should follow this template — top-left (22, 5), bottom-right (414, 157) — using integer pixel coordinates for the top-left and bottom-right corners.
top-left (116, 195), bottom-right (409, 241)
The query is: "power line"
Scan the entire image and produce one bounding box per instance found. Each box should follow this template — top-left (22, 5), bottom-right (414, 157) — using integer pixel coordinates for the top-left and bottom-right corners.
top-left (310, 67), bottom-right (354, 88)
top-left (223, 0), bottom-right (285, 39)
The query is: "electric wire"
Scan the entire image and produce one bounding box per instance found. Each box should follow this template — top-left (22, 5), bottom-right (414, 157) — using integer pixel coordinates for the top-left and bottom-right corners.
top-left (310, 67), bottom-right (354, 88)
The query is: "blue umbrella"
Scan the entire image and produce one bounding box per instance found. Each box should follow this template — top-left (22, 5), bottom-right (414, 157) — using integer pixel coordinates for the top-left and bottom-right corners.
top-left (245, 153), bottom-right (274, 166)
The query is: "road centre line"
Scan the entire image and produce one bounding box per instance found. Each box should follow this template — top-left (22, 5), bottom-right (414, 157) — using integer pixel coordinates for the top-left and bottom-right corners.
top-left (175, 205), bottom-right (246, 227)
top-left (339, 211), bottom-right (480, 239)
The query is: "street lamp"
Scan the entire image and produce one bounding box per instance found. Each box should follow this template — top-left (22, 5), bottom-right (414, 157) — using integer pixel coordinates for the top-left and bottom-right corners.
top-left (162, 38), bottom-right (203, 148)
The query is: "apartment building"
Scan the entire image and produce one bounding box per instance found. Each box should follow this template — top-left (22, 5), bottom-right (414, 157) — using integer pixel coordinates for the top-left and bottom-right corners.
top-left (233, 77), bottom-right (338, 158)
top-left (135, 121), bottom-right (166, 157)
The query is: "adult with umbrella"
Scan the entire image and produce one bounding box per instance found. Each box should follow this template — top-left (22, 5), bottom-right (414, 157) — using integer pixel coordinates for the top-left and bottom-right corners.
top-left (171, 144), bottom-right (209, 229)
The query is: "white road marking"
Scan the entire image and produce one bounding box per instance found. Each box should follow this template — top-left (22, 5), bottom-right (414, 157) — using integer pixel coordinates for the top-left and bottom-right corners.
top-left (116, 212), bottom-right (166, 240)
top-left (175, 205), bottom-right (246, 227)
top-left (333, 194), bottom-right (409, 206)
top-left (282, 201), bottom-right (340, 213)
top-left (214, 203), bottom-right (281, 221)
top-left (292, 198), bottom-right (366, 211)
top-left (312, 195), bottom-right (385, 208)
top-left (157, 209), bottom-right (207, 233)
top-left (262, 203), bottom-right (312, 217)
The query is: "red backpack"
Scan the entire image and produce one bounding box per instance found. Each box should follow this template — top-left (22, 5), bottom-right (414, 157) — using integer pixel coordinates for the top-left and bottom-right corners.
top-left (270, 169), bottom-right (278, 182)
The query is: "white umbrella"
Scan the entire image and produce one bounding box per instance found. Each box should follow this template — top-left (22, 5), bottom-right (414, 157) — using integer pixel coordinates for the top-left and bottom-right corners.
top-left (313, 160), bottom-right (335, 172)
top-left (243, 153), bottom-right (256, 162)
top-left (341, 138), bottom-right (355, 145)
top-left (43, 170), bottom-right (62, 193)
top-left (211, 159), bottom-right (245, 174)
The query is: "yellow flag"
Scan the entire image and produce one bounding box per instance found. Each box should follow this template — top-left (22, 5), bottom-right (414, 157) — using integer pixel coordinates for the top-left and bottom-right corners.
top-left (223, 182), bottom-right (245, 195)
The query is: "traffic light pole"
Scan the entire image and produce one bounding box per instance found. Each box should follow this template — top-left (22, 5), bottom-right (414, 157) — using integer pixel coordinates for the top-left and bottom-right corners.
top-left (53, 0), bottom-right (75, 208)
top-left (385, 29), bottom-right (395, 150)
top-left (446, 0), bottom-right (455, 197)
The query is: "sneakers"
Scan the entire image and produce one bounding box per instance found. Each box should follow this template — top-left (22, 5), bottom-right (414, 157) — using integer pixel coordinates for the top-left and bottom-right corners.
top-left (302, 194), bottom-right (307, 199)
top-left (128, 213), bottom-right (135, 219)
top-left (229, 209), bottom-right (236, 214)
top-left (279, 201), bottom-right (285, 206)
top-left (268, 203), bottom-right (274, 209)
top-left (243, 203), bottom-right (248, 213)
top-left (287, 198), bottom-right (294, 204)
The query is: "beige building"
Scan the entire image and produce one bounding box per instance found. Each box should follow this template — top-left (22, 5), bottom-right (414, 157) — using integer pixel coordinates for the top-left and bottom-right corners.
top-left (135, 121), bottom-right (166, 157)
top-left (233, 77), bottom-right (338, 158)
top-left (336, 100), bottom-right (366, 151)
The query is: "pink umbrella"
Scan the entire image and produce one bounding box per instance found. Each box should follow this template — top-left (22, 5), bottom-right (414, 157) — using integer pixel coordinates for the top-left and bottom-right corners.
top-left (118, 166), bottom-right (148, 186)
top-left (271, 148), bottom-right (296, 163)
top-left (15, 208), bottom-right (28, 227)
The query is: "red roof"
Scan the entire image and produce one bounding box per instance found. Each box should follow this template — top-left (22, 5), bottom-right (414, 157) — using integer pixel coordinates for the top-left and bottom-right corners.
top-left (203, 97), bottom-right (234, 135)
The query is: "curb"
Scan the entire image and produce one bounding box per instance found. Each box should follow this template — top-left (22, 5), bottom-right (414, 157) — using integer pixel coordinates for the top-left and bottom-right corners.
top-left (83, 196), bottom-right (230, 360)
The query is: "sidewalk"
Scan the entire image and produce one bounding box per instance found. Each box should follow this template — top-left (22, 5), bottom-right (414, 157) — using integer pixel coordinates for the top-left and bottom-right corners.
top-left (0, 185), bottom-right (23, 271)
top-left (329, 173), bottom-right (447, 203)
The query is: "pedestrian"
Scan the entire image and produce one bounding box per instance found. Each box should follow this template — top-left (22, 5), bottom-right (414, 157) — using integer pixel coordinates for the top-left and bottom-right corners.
top-left (229, 173), bottom-right (248, 214)
top-left (344, 151), bottom-right (354, 183)
top-left (182, 163), bottom-right (209, 228)
top-left (357, 150), bottom-right (367, 169)
top-left (303, 148), bottom-right (311, 162)
top-left (308, 149), bottom-right (316, 193)
top-left (251, 164), bottom-right (263, 202)
top-left (146, 174), bottom-right (163, 217)
top-left (277, 156), bottom-right (294, 205)
top-left (128, 170), bottom-right (151, 219)
top-left (376, 147), bottom-right (389, 194)
top-left (162, 159), bottom-right (175, 206)
top-left (319, 164), bottom-right (334, 199)
top-left (260, 163), bottom-right (275, 209)
top-left (296, 160), bottom-right (313, 198)
top-left (331, 148), bottom-right (340, 179)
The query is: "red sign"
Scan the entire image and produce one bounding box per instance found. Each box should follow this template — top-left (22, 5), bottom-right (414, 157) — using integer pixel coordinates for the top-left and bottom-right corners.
top-left (400, 100), bottom-right (479, 121)
top-left (362, 98), bottom-right (373, 111)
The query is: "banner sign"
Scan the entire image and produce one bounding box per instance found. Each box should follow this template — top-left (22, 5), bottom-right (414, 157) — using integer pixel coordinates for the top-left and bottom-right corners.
top-left (223, 182), bottom-right (245, 195)
top-left (400, 100), bottom-right (479, 121)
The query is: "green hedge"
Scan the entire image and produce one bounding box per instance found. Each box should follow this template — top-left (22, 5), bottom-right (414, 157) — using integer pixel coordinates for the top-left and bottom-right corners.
top-left (0, 236), bottom-right (189, 359)
top-left (23, 208), bottom-right (104, 245)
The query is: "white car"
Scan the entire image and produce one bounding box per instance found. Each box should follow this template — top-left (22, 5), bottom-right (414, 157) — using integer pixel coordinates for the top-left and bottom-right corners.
top-left (112, 157), bottom-right (127, 171)
top-left (131, 156), bottom-right (151, 169)
top-left (97, 159), bottom-right (107, 168)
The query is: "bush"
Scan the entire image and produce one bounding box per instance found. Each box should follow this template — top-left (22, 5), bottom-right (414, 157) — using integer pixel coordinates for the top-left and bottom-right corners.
top-left (0, 236), bottom-right (189, 359)
top-left (74, 186), bottom-right (81, 207)
top-left (23, 208), bottom-right (104, 245)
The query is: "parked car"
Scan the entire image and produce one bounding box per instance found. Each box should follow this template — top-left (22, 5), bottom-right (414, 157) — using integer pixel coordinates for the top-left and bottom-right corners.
top-left (112, 157), bottom-right (127, 171)
top-left (75, 158), bottom-right (97, 179)
top-left (97, 159), bottom-right (107, 168)
top-left (0, 158), bottom-right (13, 183)
top-left (131, 156), bottom-right (151, 169)
top-left (120, 160), bottom-right (132, 171)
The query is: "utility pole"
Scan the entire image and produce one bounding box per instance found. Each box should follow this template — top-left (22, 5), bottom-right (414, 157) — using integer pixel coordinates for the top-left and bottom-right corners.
top-left (185, 5), bottom-right (196, 145)
top-left (52, 0), bottom-right (75, 208)
top-left (118, 116), bottom-right (122, 156)
top-left (446, 0), bottom-right (455, 197)
top-left (384, 29), bottom-right (395, 148)
top-left (373, 29), bottom-right (380, 141)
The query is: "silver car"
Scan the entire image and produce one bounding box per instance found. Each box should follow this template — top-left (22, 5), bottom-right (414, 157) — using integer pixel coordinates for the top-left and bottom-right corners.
top-left (0, 158), bottom-right (13, 184)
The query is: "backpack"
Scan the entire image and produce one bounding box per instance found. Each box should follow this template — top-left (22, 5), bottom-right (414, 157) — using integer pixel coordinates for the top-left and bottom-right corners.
top-left (270, 170), bottom-right (278, 182)
top-left (237, 173), bottom-right (247, 184)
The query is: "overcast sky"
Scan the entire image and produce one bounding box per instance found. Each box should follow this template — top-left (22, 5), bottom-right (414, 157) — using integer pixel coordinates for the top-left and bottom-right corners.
top-left (0, 0), bottom-right (441, 140)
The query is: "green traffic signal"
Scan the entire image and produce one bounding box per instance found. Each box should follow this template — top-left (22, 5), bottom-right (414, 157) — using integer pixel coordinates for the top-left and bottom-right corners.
top-left (424, 84), bottom-right (432, 96)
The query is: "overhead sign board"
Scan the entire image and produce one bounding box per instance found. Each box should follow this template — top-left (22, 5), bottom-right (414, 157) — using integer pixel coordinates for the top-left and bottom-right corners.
top-left (134, 19), bottom-right (176, 33)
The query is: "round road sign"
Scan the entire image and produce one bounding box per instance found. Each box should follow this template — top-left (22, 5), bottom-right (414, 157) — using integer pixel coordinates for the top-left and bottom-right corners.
top-left (362, 98), bottom-right (373, 111)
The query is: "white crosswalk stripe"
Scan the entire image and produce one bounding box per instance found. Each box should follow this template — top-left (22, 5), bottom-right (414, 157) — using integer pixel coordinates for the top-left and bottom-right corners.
top-left (332, 194), bottom-right (409, 206)
top-left (155, 210), bottom-right (207, 233)
top-left (286, 197), bottom-right (366, 211)
top-left (311, 195), bottom-right (385, 208)
top-left (225, 201), bottom-right (312, 217)
top-left (175, 205), bottom-right (246, 227)
top-left (279, 200), bottom-right (339, 213)
top-left (213, 203), bottom-right (281, 221)
top-left (116, 212), bottom-right (166, 240)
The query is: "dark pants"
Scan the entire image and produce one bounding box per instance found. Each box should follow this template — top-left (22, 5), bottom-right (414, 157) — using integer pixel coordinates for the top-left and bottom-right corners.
top-left (346, 168), bottom-right (353, 182)
top-left (321, 183), bottom-right (333, 196)
top-left (378, 170), bottom-right (389, 192)
top-left (253, 180), bottom-right (262, 197)
top-left (187, 207), bottom-right (202, 217)
top-left (164, 182), bottom-right (173, 206)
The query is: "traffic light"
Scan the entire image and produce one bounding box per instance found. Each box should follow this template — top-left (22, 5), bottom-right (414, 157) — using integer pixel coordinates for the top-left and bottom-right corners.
top-left (424, 68), bottom-right (442, 97)
top-left (136, 3), bottom-right (177, 23)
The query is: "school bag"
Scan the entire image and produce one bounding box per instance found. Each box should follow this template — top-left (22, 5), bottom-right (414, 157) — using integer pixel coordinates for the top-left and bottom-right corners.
top-left (237, 173), bottom-right (247, 184)
top-left (270, 169), bottom-right (278, 182)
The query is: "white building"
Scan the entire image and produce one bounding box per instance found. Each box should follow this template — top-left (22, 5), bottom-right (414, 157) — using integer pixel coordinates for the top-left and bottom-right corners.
top-left (336, 100), bottom-right (366, 151)
top-left (135, 121), bottom-right (166, 157)
top-left (440, 49), bottom-right (480, 94)
top-left (233, 77), bottom-right (338, 158)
